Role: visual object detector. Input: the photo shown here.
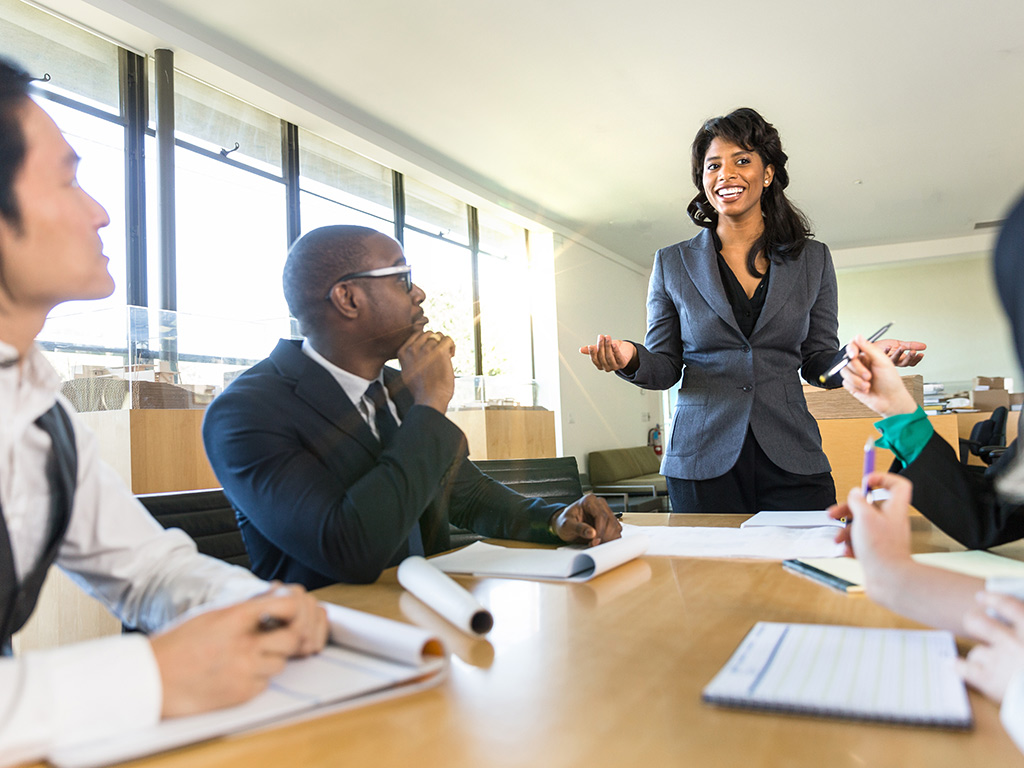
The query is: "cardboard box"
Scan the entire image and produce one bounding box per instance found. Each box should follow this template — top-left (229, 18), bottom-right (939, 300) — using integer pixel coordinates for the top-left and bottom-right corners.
top-left (974, 376), bottom-right (1005, 390)
top-left (804, 375), bottom-right (923, 420)
top-left (970, 388), bottom-right (1010, 411)
top-left (1011, 393), bottom-right (1024, 407)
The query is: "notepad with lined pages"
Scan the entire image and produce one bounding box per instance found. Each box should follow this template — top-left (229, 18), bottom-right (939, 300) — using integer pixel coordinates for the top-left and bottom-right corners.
top-left (703, 622), bottom-right (972, 729)
top-left (784, 550), bottom-right (1024, 593)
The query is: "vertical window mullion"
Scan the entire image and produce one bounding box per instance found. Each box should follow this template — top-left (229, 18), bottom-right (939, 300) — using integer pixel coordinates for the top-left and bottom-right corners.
top-left (392, 170), bottom-right (405, 245)
top-left (281, 120), bottom-right (301, 247)
top-left (119, 49), bottom-right (148, 308)
top-left (468, 205), bottom-right (483, 376)
top-left (153, 48), bottom-right (178, 373)
top-left (282, 120), bottom-right (301, 337)
top-left (525, 229), bottom-right (536, 381)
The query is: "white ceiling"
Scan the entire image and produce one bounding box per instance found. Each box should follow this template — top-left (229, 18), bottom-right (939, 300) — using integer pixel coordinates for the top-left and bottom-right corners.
top-left (45, 0), bottom-right (1024, 268)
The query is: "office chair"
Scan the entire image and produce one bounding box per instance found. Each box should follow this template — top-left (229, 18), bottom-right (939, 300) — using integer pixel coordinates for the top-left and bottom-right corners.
top-left (475, 457), bottom-right (585, 505)
top-left (959, 406), bottom-right (1009, 467)
top-left (136, 488), bottom-right (250, 568)
top-left (475, 457), bottom-right (630, 515)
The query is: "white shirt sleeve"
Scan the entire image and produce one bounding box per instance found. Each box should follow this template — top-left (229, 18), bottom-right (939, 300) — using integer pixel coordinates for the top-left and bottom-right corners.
top-left (1001, 668), bottom-right (1024, 755)
top-left (0, 634), bottom-right (160, 768)
top-left (0, 398), bottom-right (266, 765)
top-left (56, 409), bottom-right (266, 632)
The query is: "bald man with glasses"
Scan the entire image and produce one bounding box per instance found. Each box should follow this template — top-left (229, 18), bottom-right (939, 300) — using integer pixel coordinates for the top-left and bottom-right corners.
top-left (203, 225), bottom-right (620, 587)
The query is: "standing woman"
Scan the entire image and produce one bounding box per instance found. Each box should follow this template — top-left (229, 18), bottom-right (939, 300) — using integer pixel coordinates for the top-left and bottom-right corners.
top-left (581, 108), bottom-right (924, 514)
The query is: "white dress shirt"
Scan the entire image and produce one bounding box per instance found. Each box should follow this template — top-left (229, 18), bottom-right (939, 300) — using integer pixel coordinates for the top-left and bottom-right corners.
top-left (1002, 669), bottom-right (1024, 754)
top-left (300, 338), bottom-right (401, 439)
top-left (0, 342), bottom-right (265, 767)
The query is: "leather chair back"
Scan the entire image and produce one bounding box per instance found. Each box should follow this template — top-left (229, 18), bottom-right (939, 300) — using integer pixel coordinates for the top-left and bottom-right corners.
top-left (474, 457), bottom-right (583, 505)
top-left (136, 488), bottom-right (250, 569)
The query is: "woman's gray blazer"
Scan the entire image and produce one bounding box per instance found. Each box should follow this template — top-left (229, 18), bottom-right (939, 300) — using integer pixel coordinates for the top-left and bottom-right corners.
top-left (623, 228), bottom-right (844, 481)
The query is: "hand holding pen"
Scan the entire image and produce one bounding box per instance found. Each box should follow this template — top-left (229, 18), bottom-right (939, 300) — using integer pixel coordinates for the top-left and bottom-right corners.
top-left (827, 471), bottom-right (913, 558)
top-left (839, 334), bottom-right (923, 418)
top-left (819, 322), bottom-right (927, 384)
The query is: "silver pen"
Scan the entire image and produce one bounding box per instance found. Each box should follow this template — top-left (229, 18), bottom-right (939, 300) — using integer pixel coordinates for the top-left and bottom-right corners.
top-left (818, 322), bottom-right (892, 383)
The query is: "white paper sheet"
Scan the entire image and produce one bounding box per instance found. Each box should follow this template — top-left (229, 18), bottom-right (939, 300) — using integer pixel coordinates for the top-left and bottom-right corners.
top-left (740, 510), bottom-right (844, 528)
top-left (619, 523), bottom-right (844, 559)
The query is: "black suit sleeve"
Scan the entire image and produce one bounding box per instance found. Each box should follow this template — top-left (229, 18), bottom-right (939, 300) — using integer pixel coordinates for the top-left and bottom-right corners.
top-left (205, 393), bottom-right (468, 583)
top-left (447, 459), bottom-right (564, 543)
top-left (899, 434), bottom-right (1024, 549)
top-left (204, 367), bottom-right (562, 585)
top-left (799, 244), bottom-right (844, 389)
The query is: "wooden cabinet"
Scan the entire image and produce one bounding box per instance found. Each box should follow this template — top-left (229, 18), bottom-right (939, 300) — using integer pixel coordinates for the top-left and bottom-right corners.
top-left (77, 409), bottom-right (219, 493)
top-left (446, 408), bottom-right (556, 460)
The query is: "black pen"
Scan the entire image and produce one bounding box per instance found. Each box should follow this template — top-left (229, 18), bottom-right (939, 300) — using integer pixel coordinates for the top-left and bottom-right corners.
top-left (818, 322), bottom-right (893, 383)
top-left (782, 559), bottom-right (861, 593)
top-left (257, 613), bottom-right (288, 632)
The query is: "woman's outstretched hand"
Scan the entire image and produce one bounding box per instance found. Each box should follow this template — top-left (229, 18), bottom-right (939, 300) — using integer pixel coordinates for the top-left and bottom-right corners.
top-left (579, 335), bottom-right (638, 373)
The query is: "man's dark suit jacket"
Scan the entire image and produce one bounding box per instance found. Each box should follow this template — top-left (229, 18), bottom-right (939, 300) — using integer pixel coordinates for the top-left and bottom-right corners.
top-left (202, 339), bottom-right (561, 587)
top-left (899, 424), bottom-right (1024, 550)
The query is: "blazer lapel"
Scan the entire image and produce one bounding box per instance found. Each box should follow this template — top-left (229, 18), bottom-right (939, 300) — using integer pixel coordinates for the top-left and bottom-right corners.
top-left (751, 251), bottom-right (799, 338)
top-left (683, 229), bottom-right (743, 337)
top-left (269, 339), bottom-right (380, 456)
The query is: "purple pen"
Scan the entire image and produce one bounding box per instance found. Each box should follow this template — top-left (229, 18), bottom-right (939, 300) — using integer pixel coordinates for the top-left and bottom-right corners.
top-left (862, 436), bottom-right (876, 497)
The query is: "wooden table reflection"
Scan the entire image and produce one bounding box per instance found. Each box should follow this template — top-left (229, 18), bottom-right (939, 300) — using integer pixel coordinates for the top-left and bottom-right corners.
top-left (101, 515), bottom-right (1024, 767)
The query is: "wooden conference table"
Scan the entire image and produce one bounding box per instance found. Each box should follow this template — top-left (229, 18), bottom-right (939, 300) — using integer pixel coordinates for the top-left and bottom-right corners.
top-left (105, 515), bottom-right (1024, 767)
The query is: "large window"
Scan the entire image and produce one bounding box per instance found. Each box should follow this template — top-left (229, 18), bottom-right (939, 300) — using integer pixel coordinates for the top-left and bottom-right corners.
top-left (2, 0), bottom-right (126, 347)
top-left (7, 0), bottom-right (546, 410)
top-left (146, 70), bottom-right (291, 358)
top-left (403, 178), bottom-right (475, 376)
top-left (478, 212), bottom-right (533, 380)
top-left (299, 128), bottom-right (393, 235)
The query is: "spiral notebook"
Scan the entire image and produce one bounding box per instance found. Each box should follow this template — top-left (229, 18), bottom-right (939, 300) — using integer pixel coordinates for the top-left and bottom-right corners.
top-left (703, 622), bottom-right (972, 729)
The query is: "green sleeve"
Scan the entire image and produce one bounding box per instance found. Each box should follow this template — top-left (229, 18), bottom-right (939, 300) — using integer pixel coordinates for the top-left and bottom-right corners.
top-left (874, 406), bottom-right (934, 466)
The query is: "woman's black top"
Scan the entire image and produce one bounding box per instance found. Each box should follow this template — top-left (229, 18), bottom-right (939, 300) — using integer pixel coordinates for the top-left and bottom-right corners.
top-left (713, 233), bottom-right (770, 338)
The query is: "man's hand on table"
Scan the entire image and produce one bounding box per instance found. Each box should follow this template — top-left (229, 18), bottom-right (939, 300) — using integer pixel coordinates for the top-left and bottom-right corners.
top-left (551, 494), bottom-right (622, 546)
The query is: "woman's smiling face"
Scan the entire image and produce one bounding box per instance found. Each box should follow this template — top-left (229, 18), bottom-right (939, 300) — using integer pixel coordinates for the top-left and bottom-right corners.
top-left (701, 137), bottom-right (774, 221)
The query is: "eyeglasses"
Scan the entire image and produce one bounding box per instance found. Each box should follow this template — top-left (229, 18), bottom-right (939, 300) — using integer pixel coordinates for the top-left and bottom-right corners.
top-left (324, 265), bottom-right (413, 300)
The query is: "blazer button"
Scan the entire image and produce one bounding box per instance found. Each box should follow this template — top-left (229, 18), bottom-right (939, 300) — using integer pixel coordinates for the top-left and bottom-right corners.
top-left (742, 345), bottom-right (750, 353)
top-left (742, 385), bottom-right (753, 393)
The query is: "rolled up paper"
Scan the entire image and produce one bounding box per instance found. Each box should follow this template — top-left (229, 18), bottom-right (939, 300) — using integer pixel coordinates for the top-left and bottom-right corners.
top-left (397, 555), bottom-right (494, 635)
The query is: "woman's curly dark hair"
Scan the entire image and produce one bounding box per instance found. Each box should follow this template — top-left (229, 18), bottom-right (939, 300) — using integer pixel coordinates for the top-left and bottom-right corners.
top-left (687, 107), bottom-right (812, 277)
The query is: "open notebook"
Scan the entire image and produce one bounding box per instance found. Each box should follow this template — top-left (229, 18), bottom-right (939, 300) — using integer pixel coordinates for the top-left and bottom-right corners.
top-left (784, 550), bottom-right (1024, 593)
top-left (428, 535), bottom-right (649, 582)
top-left (51, 603), bottom-right (446, 768)
top-left (703, 622), bottom-right (972, 729)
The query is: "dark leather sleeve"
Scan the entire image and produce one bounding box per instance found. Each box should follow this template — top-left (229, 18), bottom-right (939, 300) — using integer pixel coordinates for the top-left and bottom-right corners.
top-left (899, 434), bottom-right (1024, 549)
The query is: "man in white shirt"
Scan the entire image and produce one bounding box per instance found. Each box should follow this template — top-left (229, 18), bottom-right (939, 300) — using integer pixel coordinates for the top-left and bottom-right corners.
top-left (0, 57), bottom-right (327, 766)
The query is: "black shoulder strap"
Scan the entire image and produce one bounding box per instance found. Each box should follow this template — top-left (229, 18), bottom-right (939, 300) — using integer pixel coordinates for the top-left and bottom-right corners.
top-left (0, 402), bottom-right (78, 654)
